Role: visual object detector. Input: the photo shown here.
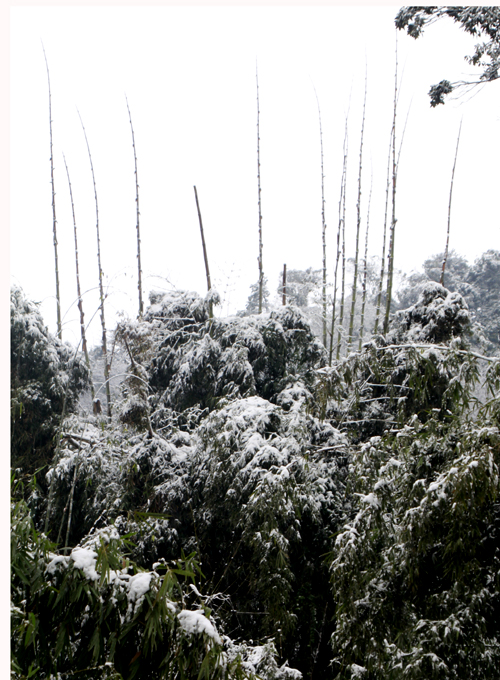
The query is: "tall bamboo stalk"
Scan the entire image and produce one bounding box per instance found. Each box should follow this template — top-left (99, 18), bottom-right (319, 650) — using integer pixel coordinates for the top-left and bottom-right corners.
top-left (78, 110), bottom-right (112, 420)
top-left (62, 153), bottom-right (94, 400)
top-left (347, 68), bottom-right (367, 349)
top-left (42, 43), bottom-right (62, 340)
top-left (336, 164), bottom-right (347, 361)
top-left (193, 186), bottom-right (213, 319)
top-left (256, 64), bottom-right (264, 314)
top-left (329, 115), bottom-right (348, 365)
top-left (358, 169), bottom-right (373, 350)
top-left (440, 119), bottom-right (463, 286)
top-left (314, 87), bottom-right (327, 347)
top-left (125, 95), bottom-right (144, 318)
top-left (384, 37), bottom-right (399, 335)
top-left (373, 127), bottom-right (393, 334)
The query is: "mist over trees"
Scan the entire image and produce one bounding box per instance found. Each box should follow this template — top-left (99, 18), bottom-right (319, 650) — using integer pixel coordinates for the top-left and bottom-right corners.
top-left (10, 6), bottom-right (500, 680)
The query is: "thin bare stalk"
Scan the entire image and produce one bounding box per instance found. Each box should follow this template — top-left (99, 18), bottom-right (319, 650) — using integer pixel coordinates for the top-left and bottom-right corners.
top-left (125, 95), bottom-right (144, 318)
top-left (329, 115), bottom-right (348, 365)
top-left (42, 42), bottom-right (62, 340)
top-left (282, 264), bottom-right (287, 306)
top-left (193, 185), bottom-right (213, 319)
top-left (64, 457), bottom-right (80, 553)
top-left (336, 169), bottom-right (347, 361)
top-left (348, 67), bottom-right (367, 349)
top-left (78, 110), bottom-right (112, 420)
top-left (122, 333), bottom-right (154, 438)
top-left (314, 87), bottom-right (327, 347)
top-left (256, 64), bottom-right (263, 314)
top-left (440, 119), bottom-right (463, 286)
top-left (358, 168), bottom-right (373, 350)
top-left (384, 35), bottom-right (399, 335)
top-left (373, 126), bottom-right (393, 334)
top-left (63, 153), bottom-right (95, 400)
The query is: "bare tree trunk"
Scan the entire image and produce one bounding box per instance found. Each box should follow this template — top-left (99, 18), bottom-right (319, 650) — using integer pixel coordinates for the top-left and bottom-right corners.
top-left (329, 115), bottom-right (348, 366)
top-left (42, 43), bottom-right (62, 340)
top-left (125, 95), bottom-right (144, 318)
top-left (78, 111), bottom-right (112, 421)
top-left (193, 185), bottom-right (213, 318)
top-left (384, 37), bottom-right (399, 335)
top-left (62, 153), bottom-right (95, 400)
top-left (348, 68), bottom-right (367, 350)
top-left (282, 264), bottom-right (287, 306)
top-left (314, 87), bottom-right (328, 347)
top-left (440, 119), bottom-right (463, 286)
top-left (358, 169), bottom-right (373, 350)
top-left (256, 64), bottom-right (264, 314)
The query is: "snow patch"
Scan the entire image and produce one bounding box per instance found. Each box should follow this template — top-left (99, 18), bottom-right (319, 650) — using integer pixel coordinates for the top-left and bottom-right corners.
top-left (177, 609), bottom-right (222, 644)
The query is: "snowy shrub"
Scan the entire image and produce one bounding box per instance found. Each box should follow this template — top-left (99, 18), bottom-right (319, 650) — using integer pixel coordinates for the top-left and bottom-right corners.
top-left (387, 282), bottom-right (470, 345)
top-left (172, 394), bottom-right (351, 675)
top-left (118, 291), bottom-right (326, 420)
top-left (11, 493), bottom-right (273, 680)
top-left (330, 377), bottom-right (500, 679)
top-left (10, 286), bottom-right (90, 477)
top-left (315, 283), bottom-right (477, 442)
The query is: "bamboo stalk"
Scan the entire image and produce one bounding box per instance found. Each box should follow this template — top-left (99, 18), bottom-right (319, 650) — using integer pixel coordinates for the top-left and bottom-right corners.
top-left (64, 457), bottom-right (79, 553)
top-left (193, 186), bottom-right (213, 319)
top-left (358, 168), bottom-right (373, 350)
top-left (122, 333), bottom-right (154, 438)
top-left (62, 153), bottom-right (95, 400)
top-left (373, 127), bottom-right (393, 334)
top-left (125, 95), bottom-right (144, 318)
top-left (256, 63), bottom-right (263, 314)
top-left (440, 119), bottom-right (463, 286)
top-left (282, 264), bottom-right (287, 305)
top-left (348, 67), bottom-right (367, 349)
top-left (329, 114), bottom-right (348, 366)
top-left (42, 42), bottom-right (62, 340)
top-left (384, 36), bottom-right (399, 335)
top-left (78, 110), bottom-right (112, 420)
top-left (336, 168), bottom-right (347, 361)
top-left (314, 87), bottom-right (327, 347)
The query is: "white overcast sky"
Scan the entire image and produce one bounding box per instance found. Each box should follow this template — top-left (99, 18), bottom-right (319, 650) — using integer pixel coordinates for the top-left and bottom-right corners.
top-left (9, 3), bottom-right (500, 347)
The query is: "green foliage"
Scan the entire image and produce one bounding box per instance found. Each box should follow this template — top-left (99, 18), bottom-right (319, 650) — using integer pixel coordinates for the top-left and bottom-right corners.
top-left (396, 6), bottom-right (500, 105)
top-left (11, 492), bottom-right (262, 680)
top-left (330, 405), bottom-right (500, 679)
top-left (13, 278), bottom-right (500, 680)
top-left (119, 290), bottom-right (326, 415)
top-left (396, 250), bottom-right (500, 352)
top-left (315, 283), bottom-right (476, 442)
top-left (10, 286), bottom-right (90, 476)
top-left (325, 281), bottom-right (500, 678)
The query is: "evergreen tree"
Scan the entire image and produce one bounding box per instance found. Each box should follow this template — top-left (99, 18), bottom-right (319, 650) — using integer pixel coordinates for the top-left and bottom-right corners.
top-left (245, 277), bottom-right (270, 315)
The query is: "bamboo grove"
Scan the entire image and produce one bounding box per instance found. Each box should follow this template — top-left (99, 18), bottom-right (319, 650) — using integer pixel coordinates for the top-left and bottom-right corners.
top-left (42, 26), bottom-right (464, 420)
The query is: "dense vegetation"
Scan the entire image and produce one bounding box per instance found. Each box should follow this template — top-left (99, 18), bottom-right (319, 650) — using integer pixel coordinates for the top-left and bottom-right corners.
top-left (11, 6), bottom-right (500, 678)
top-left (11, 255), bottom-right (500, 678)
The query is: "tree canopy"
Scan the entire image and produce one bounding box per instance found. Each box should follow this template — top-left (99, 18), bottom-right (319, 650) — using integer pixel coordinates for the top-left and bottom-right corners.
top-left (395, 6), bottom-right (500, 105)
